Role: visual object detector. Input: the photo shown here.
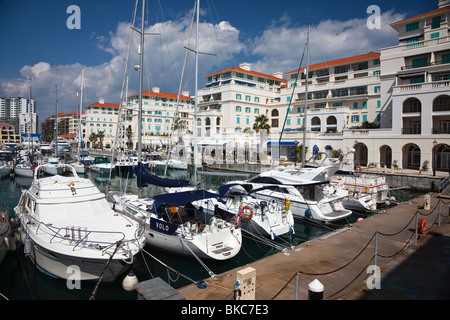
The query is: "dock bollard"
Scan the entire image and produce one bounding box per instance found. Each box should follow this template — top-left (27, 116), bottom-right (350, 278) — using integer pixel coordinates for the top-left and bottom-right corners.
top-left (308, 279), bottom-right (324, 300)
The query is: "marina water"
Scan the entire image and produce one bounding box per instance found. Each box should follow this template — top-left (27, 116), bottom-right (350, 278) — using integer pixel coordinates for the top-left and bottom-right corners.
top-left (0, 168), bottom-right (420, 300)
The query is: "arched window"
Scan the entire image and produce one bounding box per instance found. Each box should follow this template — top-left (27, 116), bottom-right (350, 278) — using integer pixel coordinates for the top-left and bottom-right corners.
top-left (403, 98), bottom-right (421, 113)
top-left (433, 95), bottom-right (450, 112)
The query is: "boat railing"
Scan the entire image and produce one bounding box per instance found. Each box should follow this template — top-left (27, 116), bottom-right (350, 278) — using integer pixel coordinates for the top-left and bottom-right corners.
top-left (30, 214), bottom-right (127, 254)
top-left (33, 163), bottom-right (79, 180)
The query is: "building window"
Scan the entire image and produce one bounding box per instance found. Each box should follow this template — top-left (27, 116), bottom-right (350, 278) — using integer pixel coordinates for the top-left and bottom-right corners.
top-left (236, 106), bottom-right (242, 112)
top-left (412, 57), bottom-right (428, 68)
top-left (377, 100), bottom-right (381, 108)
top-left (351, 115), bottom-right (360, 122)
top-left (245, 107), bottom-right (251, 113)
top-left (353, 102), bottom-right (358, 109)
top-left (406, 22), bottom-right (419, 32)
top-left (431, 32), bottom-right (440, 39)
top-left (245, 95), bottom-right (251, 102)
top-left (432, 16), bottom-right (441, 29)
top-left (374, 86), bottom-right (380, 93)
top-left (363, 101), bottom-right (367, 109)
top-left (236, 94), bottom-right (242, 100)
top-left (236, 117), bottom-right (240, 124)
top-left (254, 108), bottom-right (260, 114)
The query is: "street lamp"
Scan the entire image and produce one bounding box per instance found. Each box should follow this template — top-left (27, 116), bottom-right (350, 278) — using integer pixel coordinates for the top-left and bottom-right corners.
top-left (433, 139), bottom-right (437, 176)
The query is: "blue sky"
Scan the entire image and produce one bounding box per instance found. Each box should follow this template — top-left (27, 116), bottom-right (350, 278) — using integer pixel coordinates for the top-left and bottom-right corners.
top-left (0, 0), bottom-right (437, 126)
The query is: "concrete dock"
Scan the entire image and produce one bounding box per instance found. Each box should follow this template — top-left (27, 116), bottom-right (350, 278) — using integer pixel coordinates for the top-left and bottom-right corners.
top-left (177, 192), bottom-right (450, 300)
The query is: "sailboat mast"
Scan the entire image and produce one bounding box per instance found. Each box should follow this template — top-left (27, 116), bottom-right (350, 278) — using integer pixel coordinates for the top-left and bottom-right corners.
top-left (79, 68), bottom-right (85, 160)
top-left (55, 84), bottom-right (58, 157)
top-left (138, 0), bottom-right (145, 166)
top-left (193, 0), bottom-right (200, 185)
top-left (302, 24), bottom-right (311, 168)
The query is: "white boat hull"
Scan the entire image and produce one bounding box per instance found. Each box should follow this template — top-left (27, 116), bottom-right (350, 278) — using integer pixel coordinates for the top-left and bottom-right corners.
top-left (0, 167), bottom-right (11, 179)
top-left (145, 223), bottom-right (241, 260)
top-left (14, 166), bottom-right (34, 178)
top-left (23, 238), bottom-right (132, 282)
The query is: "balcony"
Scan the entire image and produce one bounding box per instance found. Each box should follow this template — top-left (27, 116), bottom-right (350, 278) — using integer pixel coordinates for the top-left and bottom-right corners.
top-left (401, 128), bottom-right (421, 135)
top-left (393, 80), bottom-right (450, 93)
top-left (433, 128), bottom-right (450, 134)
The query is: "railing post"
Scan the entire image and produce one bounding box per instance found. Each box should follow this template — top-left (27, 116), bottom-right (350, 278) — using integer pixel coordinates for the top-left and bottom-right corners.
top-left (374, 232), bottom-right (378, 268)
top-left (438, 200), bottom-right (441, 227)
top-left (414, 213), bottom-right (418, 245)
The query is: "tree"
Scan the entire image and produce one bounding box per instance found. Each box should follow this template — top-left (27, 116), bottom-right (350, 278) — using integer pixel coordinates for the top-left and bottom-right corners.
top-left (88, 132), bottom-right (98, 149)
top-left (253, 114), bottom-right (271, 133)
top-left (126, 125), bottom-right (133, 149)
top-left (97, 130), bottom-right (105, 150)
top-left (295, 143), bottom-right (308, 163)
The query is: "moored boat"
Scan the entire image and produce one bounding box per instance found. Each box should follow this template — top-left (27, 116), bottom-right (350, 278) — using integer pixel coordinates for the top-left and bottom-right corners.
top-left (14, 164), bottom-right (145, 282)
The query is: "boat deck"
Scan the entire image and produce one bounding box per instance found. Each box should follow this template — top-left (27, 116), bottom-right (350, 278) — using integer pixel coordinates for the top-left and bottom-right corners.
top-left (177, 192), bottom-right (450, 300)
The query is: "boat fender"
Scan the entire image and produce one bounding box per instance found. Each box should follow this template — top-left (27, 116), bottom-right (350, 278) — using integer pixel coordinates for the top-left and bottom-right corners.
top-left (122, 271), bottom-right (138, 292)
top-left (240, 205), bottom-right (253, 220)
top-left (283, 198), bottom-right (291, 211)
top-left (24, 237), bottom-right (32, 257)
top-left (418, 218), bottom-right (426, 235)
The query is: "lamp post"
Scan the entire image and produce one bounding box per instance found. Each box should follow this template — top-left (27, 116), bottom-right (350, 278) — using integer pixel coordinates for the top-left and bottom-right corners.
top-left (433, 139), bottom-right (437, 176)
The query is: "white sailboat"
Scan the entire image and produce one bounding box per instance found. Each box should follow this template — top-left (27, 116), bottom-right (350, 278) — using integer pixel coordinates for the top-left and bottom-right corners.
top-left (14, 164), bottom-right (145, 282)
top-left (108, 0), bottom-right (242, 261)
top-left (44, 85), bottom-right (65, 176)
top-left (14, 79), bottom-right (36, 178)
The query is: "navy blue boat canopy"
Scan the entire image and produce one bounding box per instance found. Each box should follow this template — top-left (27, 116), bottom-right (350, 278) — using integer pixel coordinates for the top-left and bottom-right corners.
top-left (152, 189), bottom-right (220, 207)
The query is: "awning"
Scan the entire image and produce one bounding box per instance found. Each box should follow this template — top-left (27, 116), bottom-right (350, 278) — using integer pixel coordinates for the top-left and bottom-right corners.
top-left (267, 141), bottom-right (297, 146)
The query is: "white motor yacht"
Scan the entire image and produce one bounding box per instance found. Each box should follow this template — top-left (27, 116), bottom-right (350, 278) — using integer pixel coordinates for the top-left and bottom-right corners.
top-left (193, 184), bottom-right (295, 240)
top-left (14, 164), bottom-right (145, 282)
top-left (90, 156), bottom-right (115, 174)
top-left (246, 167), bottom-right (352, 223)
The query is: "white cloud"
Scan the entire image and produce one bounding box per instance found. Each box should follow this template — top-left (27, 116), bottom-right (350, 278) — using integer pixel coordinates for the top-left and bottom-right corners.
top-left (0, 8), bottom-right (407, 127)
top-left (250, 10), bottom-right (407, 75)
top-left (0, 15), bottom-right (244, 123)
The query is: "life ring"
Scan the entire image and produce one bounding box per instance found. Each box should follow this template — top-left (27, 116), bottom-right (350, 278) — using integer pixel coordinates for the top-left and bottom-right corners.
top-left (418, 218), bottom-right (426, 234)
top-left (363, 186), bottom-right (370, 193)
top-left (240, 205), bottom-right (253, 220)
top-left (348, 190), bottom-right (354, 196)
top-left (283, 198), bottom-right (291, 211)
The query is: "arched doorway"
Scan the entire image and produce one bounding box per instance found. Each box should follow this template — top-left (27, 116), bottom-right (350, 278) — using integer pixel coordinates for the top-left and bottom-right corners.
top-left (403, 143), bottom-right (421, 169)
top-left (402, 98), bottom-right (421, 134)
top-left (435, 144), bottom-right (450, 171)
top-left (354, 142), bottom-right (368, 167)
top-left (380, 145), bottom-right (392, 168)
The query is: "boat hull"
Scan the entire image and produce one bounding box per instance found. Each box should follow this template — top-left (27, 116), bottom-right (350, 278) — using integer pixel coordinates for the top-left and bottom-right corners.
top-left (25, 238), bottom-right (131, 282)
top-left (14, 166), bottom-right (34, 178)
top-left (144, 225), bottom-right (241, 260)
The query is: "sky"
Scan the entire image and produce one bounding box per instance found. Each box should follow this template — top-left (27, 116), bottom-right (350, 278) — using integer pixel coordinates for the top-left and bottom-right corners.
top-left (0, 0), bottom-right (438, 129)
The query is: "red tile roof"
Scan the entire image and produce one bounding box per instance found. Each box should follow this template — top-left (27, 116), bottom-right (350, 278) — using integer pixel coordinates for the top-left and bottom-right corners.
top-left (391, 6), bottom-right (450, 26)
top-left (0, 122), bottom-right (14, 128)
top-left (285, 52), bottom-right (381, 75)
top-left (59, 133), bottom-right (77, 139)
top-left (128, 91), bottom-right (191, 100)
top-left (86, 102), bottom-right (120, 109)
top-left (204, 66), bottom-right (287, 83)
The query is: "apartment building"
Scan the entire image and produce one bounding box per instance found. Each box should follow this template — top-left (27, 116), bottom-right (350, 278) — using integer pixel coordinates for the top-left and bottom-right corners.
top-left (343, 3), bottom-right (450, 172)
top-left (282, 52), bottom-right (382, 133)
top-left (0, 97), bottom-right (37, 135)
top-left (0, 123), bottom-right (20, 144)
top-left (198, 63), bottom-right (286, 137)
top-left (83, 100), bottom-right (120, 149)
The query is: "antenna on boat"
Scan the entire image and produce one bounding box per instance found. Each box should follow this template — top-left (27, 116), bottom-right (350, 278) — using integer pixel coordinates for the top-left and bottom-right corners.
top-left (302, 23), bottom-right (311, 169)
top-left (55, 84), bottom-right (58, 158)
top-left (131, 0), bottom-right (160, 197)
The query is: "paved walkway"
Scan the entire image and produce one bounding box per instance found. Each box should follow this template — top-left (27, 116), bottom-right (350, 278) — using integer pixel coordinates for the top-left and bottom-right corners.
top-left (178, 192), bottom-right (450, 300)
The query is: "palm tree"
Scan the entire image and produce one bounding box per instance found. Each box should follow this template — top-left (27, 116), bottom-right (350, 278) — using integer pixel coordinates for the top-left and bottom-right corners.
top-left (295, 143), bottom-right (308, 163)
top-left (253, 114), bottom-right (271, 133)
top-left (88, 132), bottom-right (98, 149)
top-left (126, 125), bottom-right (133, 149)
top-left (97, 130), bottom-right (105, 150)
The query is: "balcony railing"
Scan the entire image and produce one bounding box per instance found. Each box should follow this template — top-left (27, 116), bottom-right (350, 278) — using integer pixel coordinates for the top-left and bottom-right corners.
top-left (433, 128), bottom-right (450, 134)
top-left (393, 80), bottom-right (450, 93)
top-left (402, 128), bottom-right (421, 134)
